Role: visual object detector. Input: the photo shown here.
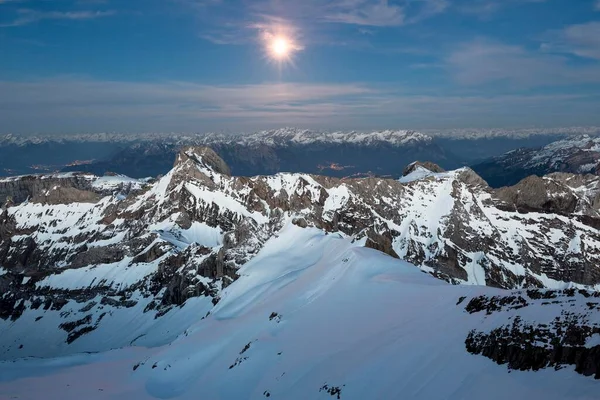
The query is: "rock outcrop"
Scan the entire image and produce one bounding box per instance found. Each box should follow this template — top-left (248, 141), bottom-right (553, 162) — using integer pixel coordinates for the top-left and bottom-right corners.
top-left (402, 161), bottom-right (445, 176)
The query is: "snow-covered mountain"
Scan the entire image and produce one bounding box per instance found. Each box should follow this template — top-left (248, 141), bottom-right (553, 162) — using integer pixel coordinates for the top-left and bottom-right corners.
top-left (0, 129), bottom-right (430, 147)
top-left (202, 128), bottom-right (432, 146)
top-left (1, 147), bottom-right (600, 398)
top-left (3, 126), bottom-right (599, 145)
top-left (429, 126), bottom-right (600, 140)
top-left (1, 225), bottom-right (599, 399)
top-left (473, 135), bottom-right (600, 187)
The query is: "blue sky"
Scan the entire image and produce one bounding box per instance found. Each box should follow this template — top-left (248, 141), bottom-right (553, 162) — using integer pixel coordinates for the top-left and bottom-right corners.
top-left (1, 0), bottom-right (600, 134)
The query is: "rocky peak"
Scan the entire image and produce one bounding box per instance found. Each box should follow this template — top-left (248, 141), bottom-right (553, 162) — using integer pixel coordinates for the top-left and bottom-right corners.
top-left (174, 146), bottom-right (231, 177)
top-left (455, 168), bottom-right (488, 188)
top-left (402, 161), bottom-right (445, 177)
top-left (494, 175), bottom-right (579, 215)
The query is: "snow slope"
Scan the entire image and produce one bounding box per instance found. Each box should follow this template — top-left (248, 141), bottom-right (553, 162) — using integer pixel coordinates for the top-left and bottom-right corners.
top-left (0, 223), bottom-right (598, 400)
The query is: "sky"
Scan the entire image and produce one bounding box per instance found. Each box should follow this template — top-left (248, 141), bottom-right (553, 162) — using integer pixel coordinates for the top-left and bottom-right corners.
top-left (1, 0), bottom-right (600, 134)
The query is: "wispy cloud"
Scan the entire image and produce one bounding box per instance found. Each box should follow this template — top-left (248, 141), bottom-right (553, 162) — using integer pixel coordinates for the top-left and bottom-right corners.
top-left (254, 0), bottom-right (449, 27)
top-left (447, 38), bottom-right (600, 87)
top-left (458, 0), bottom-right (547, 19)
top-left (596, 0), bottom-right (600, 11)
top-left (540, 22), bottom-right (600, 61)
top-left (191, 0), bottom-right (450, 46)
top-left (321, 0), bottom-right (406, 27)
top-left (1, 78), bottom-right (598, 133)
top-left (0, 8), bottom-right (115, 27)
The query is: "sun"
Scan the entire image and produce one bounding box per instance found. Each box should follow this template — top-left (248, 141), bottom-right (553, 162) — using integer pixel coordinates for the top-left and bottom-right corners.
top-left (258, 21), bottom-right (302, 67)
top-left (270, 37), bottom-right (291, 60)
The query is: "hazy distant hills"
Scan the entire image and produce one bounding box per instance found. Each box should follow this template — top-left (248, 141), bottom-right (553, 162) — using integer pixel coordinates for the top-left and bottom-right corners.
top-left (1, 128), bottom-right (586, 180)
top-left (61, 132), bottom-right (459, 179)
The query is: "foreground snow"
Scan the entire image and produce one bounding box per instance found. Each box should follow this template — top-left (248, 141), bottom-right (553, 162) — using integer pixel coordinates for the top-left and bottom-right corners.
top-left (1, 224), bottom-right (598, 400)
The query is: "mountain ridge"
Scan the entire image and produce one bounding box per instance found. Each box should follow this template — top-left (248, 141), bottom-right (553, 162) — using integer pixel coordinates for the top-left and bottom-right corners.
top-left (3, 126), bottom-right (600, 145)
top-left (473, 135), bottom-right (600, 187)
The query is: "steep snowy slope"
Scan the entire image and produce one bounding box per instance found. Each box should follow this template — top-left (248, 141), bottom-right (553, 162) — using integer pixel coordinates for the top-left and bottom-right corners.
top-left (0, 224), bottom-right (598, 399)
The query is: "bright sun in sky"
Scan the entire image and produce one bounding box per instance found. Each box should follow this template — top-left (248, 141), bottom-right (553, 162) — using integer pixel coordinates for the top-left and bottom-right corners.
top-left (261, 25), bottom-right (301, 66)
top-left (270, 37), bottom-right (291, 59)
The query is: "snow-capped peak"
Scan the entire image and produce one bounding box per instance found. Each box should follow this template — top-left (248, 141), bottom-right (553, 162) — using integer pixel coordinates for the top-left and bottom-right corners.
top-left (223, 127), bottom-right (433, 146)
top-left (0, 128), bottom-right (434, 147)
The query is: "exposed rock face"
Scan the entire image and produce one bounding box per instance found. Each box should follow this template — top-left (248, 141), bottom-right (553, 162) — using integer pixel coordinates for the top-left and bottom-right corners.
top-left (0, 173), bottom-right (143, 205)
top-left (464, 289), bottom-right (600, 379)
top-left (495, 175), bottom-right (579, 214)
top-left (0, 174), bottom-right (96, 205)
top-left (175, 147), bottom-right (232, 177)
top-left (402, 161), bottom-right (445, 176)
top-left (2, 146), bottom-right (600, 358)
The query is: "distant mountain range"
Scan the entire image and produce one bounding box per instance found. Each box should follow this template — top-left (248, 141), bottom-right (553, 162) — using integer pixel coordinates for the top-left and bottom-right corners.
top-left (473, 135), bottom-right (600, 187)
top-left (2, 127), bottom-right (586, 180)
top-left (3, 126), bottom-right (599, 145)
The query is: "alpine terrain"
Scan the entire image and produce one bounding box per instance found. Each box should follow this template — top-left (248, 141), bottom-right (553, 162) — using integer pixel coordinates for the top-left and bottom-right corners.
top-left (474, 135), bottom-right (600, 187)
top-left (1, 147), bottom-right (599, 399)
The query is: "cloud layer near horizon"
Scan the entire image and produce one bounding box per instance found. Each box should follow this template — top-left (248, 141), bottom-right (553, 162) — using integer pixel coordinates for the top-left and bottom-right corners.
top-left (1, 78), bottom-right (598, 133)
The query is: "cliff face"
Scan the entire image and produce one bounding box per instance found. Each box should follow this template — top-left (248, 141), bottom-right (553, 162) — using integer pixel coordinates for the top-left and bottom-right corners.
top-left (0, 172), bottom-right (145, 205)
top-left (0, 174), bottom-right (96, 205)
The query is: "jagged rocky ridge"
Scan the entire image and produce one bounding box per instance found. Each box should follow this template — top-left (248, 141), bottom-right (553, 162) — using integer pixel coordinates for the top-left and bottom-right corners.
top-left (473, 135), bottom-right (600, 187)
top-left (2, 147), bottom-right (600, 359)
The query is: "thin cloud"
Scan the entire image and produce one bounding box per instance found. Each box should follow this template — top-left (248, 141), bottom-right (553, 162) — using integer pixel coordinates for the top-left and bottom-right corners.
top-left (0, 8), bottom-right (115, 27)
top-left (193, 0), bottom-right (450, 45)
top-left (253, 0), bottom-right (449, 27)
top-left (447, 38), bottom-right (600, 87)
top-left (542, 22), bottom-right (600, 60)
top-left (458, 0), bottom-right (547, 19)
top-left (322, 0), bottom-right (406, 27)
top-left (0, 78), bottom-right (599, 133)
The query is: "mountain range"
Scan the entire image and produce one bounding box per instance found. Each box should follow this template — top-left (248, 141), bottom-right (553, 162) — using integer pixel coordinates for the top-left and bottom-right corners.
top-left (1, 146), bottom-right (600, 398)
top-left (473, 135), bottom-right (600, 187)
top-left (0, 128), bottom-right (578, 181)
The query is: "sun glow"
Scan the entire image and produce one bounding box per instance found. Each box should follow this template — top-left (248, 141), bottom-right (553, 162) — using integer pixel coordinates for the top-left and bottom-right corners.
top-left (270, 36), bottom-right (291, 59)
top-left (259, 22), bottom-right (302, 67)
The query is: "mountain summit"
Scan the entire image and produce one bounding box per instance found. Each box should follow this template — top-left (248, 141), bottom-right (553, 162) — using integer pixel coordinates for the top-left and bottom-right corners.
top-left (174, 146), bottom-right (232, 176)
